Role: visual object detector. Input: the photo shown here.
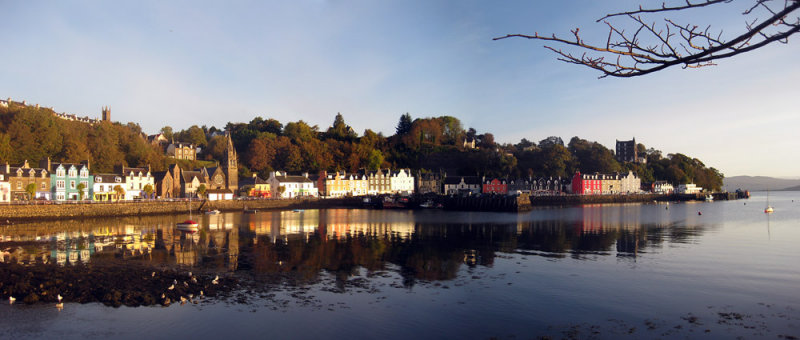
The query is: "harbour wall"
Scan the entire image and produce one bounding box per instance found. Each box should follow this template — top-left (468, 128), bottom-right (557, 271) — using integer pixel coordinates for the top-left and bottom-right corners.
top-left (0, 198), bottom-right (362, 222)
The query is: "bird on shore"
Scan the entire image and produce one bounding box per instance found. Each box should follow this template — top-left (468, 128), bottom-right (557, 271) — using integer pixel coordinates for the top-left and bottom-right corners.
top-left (200, 290), bottom-right (204, 296)
top-left (151, 272), bottom-right (156, 277)
top-left (56, 302), bottom-right (63, 310)
top-left (168, 284), bottom-right (175, 290)
top-left (9, 296), bottom-right (15, 304)
top-left (173, 279), bottom-right (178, 285)
top-left (188, 272), bottom-right (192, 277)
top-left (191, 277), bottom-right (198, 284)
top-left (180, 296), bottom-right (187, 304)
top-left (183, 281), bottom-right (188, 287)
top-left (57, 294), bottom-right (63, 303)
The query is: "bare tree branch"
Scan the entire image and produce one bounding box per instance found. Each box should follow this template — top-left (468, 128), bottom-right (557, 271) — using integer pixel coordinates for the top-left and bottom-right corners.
top-left (494, 0), bottom-right (800, 78)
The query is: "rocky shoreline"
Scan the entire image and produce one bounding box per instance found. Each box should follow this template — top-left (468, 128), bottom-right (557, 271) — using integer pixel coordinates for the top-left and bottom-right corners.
top-left (0, 262), bottom-right (234, 307)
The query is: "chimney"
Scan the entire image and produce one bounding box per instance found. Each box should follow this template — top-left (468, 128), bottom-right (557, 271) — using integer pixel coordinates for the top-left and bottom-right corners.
top-left (4, 163), bottom-right (9, 173)
top-left (39, 157), bottom-right (51, 171)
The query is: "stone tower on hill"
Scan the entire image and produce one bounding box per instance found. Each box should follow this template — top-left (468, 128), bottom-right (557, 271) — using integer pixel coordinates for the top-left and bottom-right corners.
top-left (102, 106), bottom-right (111, 121)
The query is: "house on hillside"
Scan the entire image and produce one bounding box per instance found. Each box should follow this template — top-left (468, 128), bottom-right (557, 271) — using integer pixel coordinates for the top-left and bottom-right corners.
top-left (166, 142), bottom-right (196, 161)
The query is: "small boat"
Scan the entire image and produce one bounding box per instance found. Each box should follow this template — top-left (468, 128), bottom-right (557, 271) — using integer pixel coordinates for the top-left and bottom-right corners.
top-left (176, 219), bottom-right (199, 232)
top-left (705, 194), bottom-right (714, 202)
top-left (765, 190), bottom-right (774, 213)
top-left (292, 209), bottom-right (304, 213)
top-left (419, 200), bottom-right (434, 208)
top-left (177, 198), bottom-right (199, 232)
top-left (204, 209), bottom-right (220, 215)
top-left (243, 206), bottom-right (258, 214)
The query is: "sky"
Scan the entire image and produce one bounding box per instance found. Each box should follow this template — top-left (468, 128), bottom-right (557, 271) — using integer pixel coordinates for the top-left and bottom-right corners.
top-left (1, 0), bottom-right (798, 177)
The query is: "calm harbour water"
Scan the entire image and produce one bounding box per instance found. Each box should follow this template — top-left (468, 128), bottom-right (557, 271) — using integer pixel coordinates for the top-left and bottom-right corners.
top-left (1, 192), bottom-right (799, 339)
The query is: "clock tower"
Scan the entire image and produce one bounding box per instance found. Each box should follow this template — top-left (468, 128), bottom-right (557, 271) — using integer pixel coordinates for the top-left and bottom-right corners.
top-left (223, 131), bottom-right (238, 192)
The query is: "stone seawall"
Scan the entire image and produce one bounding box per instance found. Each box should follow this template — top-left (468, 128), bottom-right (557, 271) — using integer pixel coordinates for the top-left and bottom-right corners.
top-left (0, 198), bottom-right (362, 222)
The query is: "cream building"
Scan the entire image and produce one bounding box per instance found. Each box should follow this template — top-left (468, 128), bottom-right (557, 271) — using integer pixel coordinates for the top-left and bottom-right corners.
top-left (389, 169), bottom-right (415, 195)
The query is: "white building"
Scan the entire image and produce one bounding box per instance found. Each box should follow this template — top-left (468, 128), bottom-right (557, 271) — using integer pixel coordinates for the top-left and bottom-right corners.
top-left (676, 183), bottom-right (703, 194)
top-left (652, 181), bottom-right (674, 194)
top-left (267, 171), bottom-right (318, 198)
top-left (92, 174), bottom-right (125, 201)
top-left (118, 166), bottom-right (154, 200)
top-left (0, 175), bottom-right (10, 202)
top-left (617, 170), bottom-right (641, 194)
top-left (389, 169), bottom-right (415, 195)
top-left (443, 176), bottom-right (482, 195)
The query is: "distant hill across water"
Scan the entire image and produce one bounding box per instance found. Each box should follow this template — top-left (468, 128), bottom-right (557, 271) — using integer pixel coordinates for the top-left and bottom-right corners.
top-left (724, 176), bottom-right (800, 191)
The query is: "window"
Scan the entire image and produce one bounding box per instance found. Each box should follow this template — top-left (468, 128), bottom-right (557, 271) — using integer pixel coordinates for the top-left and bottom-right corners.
top-left (56, 193), bottom-right (65, 200)
top-left (70, 181), bottom-right (76, 189)
top-left (41, 182), bottom-right (46, 190)
top-left (68, 169), bottom-right (77, 177)
top-left (57, 169), bottom-right (65, 177)
top-left (16, 181), bottom-right (22, 190)
top-left (80, 170), bottom-right (88, 178)
top-left (115, 177), bottom-right (121, 183)
top-left (57, 180), bottom-right (65, 189)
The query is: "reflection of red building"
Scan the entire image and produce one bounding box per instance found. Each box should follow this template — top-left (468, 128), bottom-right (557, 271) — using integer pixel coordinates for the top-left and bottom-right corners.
top-left (482, 178), bottom-right (507, 194)
top-left (572, 171), bottom-right (601, 195)
top-left (580, 204), bottom-right (603, 233)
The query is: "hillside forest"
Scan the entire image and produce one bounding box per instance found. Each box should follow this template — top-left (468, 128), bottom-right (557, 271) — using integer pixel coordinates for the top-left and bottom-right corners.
top-left (0, 104), bottom-right (724, 191)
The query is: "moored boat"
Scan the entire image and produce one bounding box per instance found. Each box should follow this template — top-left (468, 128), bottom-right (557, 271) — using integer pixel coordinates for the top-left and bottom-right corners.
top-left (204, 209), bottom-right (220, 215)
top-left (176, 220), bottom-right (199, 232)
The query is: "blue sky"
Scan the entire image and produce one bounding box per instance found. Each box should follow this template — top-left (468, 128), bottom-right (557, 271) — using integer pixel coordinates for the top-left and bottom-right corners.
top-left (2, 1), bottom-right (798, 177)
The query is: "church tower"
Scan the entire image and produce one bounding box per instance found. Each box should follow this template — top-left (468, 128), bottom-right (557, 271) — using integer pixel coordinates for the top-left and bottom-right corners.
top-left (223, 131), bottom-right (238, 192)
top-left (102, 106), bottom-right (111, 121)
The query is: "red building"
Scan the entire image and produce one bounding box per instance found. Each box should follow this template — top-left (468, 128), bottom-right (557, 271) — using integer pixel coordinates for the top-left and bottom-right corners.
top-left (571, 171), bottom-right (601, 195)
top-left (482, 178), bottom-right (508, 194)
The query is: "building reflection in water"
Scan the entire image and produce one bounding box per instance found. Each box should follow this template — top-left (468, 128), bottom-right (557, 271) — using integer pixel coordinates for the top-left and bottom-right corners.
top-left (0, 207), bottom-right (703, 283)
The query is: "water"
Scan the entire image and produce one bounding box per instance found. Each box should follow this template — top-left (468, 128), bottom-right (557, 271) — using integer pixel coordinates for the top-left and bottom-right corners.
top-left (1, 192), bottom-right (799, 339)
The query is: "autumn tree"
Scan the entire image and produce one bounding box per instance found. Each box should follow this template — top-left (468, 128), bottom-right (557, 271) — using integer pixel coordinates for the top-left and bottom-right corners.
top-left (113, 185), bottom-right (126, 201)
top-left (495, 1), bottom-right (800, 77)
top-left (143, 184), bottom-right (154, 199)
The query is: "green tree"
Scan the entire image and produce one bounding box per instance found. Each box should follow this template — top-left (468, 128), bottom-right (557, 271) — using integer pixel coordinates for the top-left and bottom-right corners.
top-left (77, 182), bottom-right (86, 200)
top-left (396, 113), bottom-right (413, 135)
top-left (366, 149), bottom-right (384, 171)
top-left (25, 183), bottom-right (36, 200)
top-left (197, 184), bottom-right (206, 198)
top-left (326, 113), bottom-right (357, 140)
top-left (160, 126), bottom-right (174, 140)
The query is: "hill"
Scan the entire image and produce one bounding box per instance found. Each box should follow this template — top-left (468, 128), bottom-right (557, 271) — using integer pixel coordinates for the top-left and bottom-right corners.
top-left (723, 176), bottom-right (800, 191)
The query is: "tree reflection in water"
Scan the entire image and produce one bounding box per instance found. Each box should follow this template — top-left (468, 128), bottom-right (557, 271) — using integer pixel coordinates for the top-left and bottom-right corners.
top-left (0, 208), bottom-right (706, 288)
